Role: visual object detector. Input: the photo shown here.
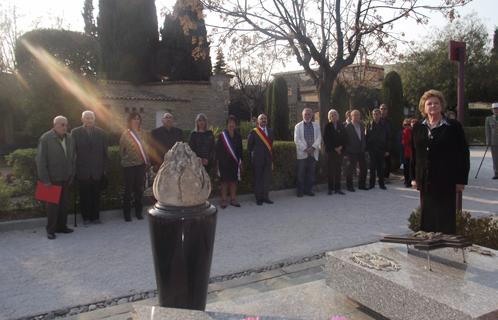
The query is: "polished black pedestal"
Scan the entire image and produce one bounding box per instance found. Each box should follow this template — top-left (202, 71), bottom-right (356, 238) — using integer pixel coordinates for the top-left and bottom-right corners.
top-left (148, 201), bottom-right (217, 310)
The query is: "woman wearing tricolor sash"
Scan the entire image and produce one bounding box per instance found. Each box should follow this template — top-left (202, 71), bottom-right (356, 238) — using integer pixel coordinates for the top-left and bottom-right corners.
top-left (119, 112), bottom-right (150, 222)
top-left (215, 115), bottom-right (243, 209)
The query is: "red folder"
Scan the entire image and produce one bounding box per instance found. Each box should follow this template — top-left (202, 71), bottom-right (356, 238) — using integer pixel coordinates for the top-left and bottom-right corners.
top-left (35, 181), bottom-right (62, 204)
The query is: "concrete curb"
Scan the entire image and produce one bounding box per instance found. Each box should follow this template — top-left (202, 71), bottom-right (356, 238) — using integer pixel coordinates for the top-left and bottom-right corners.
top-left (0, 184), bottom-right (329, 233)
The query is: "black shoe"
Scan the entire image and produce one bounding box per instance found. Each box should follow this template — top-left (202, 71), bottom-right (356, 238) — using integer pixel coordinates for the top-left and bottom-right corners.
top-left (328, 190), bottom-right (332, 195)
top-left (256, 200), bottom-right (263, 206)
top-left (335, 190), bottom-right (345, 195)
top-left (379, 185), bottom-right (387, 190)
top-left (124, 216), bottom-right (132, 222)
top-left (305, 192), bottom-right (315, 197)
top-left (263, 199), bottom-right (274, 204)
top-left (297, 193), bottom-right (303, 198)
top-left (136, 215), bottom-right (144, 220)
top-left (347, 187), bottom-right (355, 192)
top-left (230, 201), bottom-right (241, 207)
top-left (47, 233), bottom-right (56, 240)
top-left (358, 187), bottom-right (369, 190)
top-left (493, 176), bottom-right (498, 180)
top-left (56, 227), bottom-right (74, 234)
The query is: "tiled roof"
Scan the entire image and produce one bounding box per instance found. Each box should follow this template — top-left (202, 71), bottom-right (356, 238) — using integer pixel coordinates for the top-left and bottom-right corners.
top-left (101, 91), bottom-right (190, 102)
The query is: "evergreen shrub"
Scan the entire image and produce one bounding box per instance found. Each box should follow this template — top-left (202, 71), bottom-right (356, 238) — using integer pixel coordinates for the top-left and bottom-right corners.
top-left (409, 207), bottom-right (498, 250)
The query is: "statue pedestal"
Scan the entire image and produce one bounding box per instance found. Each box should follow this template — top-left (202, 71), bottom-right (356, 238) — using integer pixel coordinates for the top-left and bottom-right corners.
top-left (148, 202), bottom-right (217, 310)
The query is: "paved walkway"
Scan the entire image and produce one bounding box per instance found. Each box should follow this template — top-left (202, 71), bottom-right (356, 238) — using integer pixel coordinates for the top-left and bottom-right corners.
top-left (0, 147), bottom-right (496, 319)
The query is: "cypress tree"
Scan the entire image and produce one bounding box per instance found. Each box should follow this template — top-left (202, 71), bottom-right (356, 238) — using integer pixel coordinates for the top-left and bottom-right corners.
top-left (382, 71), bottom-right (404, 169)
top-left (98, 0), bottom-right (159, 83)
top-left (158, 0), bottom-right (211, 81)
top-left (82, 0), bottom-right (97, 37)
top-left (331, 82), bottom-right (349, 120)
top-left (213, 47), bottom-right (228, 75)
top-left (268, 77), bottom-right (290, 140)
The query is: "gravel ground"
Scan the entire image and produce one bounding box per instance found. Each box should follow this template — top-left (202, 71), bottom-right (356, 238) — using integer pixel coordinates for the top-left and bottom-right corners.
top-left (0, 147), bottom-right (496, 320)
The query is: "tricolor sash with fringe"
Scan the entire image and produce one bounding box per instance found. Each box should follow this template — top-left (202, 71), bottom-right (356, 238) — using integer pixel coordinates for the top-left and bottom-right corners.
top-left (128, 129), bottom-right (149, 165)
top-left (220, 130), bottom-right (241, 181)
top-left (253, 127), bottom-right (272, 155)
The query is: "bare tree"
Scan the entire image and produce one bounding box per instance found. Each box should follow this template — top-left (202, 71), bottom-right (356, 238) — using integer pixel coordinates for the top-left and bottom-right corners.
top-left (0, 3), bottom-right (22, 72)
top-left (229, 44), bottom-right (282, 118)
top-left (201, 0), bottom-right (471, 128)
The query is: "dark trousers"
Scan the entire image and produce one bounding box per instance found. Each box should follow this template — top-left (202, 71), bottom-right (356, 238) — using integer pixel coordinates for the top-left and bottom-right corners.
top-left (420, 188), bottom-right (456, 234)
top-left (327, 152), bottom-right (343, 192)
top-left (123, 165), bottom-right (145, 219)
top-left (78, 178), bottom-right (102, 221)
top-left (403, 157), bottom-right (411, 186)
top-left (46, 181), bottom-right (70, 234)
top-left (346, 153), bottom-right (367, 189)
top-left (384, 154), bottom-right (391, 178)
top-left (297, 156), bottom-right (316, 195)
top-left (253, 160), bottom-right (272, 201)
top-left (369, 151), bottom-right (385, 188)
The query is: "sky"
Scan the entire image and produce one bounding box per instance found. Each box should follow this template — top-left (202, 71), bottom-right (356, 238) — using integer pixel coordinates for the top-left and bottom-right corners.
top-left (4, 0), bottom-right (497, 71)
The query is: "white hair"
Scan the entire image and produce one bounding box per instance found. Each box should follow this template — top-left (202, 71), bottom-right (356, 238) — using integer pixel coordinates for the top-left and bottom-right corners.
top-left (162, 112), bottom-right (173, 119)
top-left (81, 110), bottom-right (95, 119)
top-left (327, 109), bottom-right (339, 121)
top-left (193, 113), bottom-right (208, 132)
top-left (53, 115), bottom-right (68, 125)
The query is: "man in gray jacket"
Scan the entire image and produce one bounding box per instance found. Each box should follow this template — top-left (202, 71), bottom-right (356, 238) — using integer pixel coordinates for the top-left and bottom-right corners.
top-left (36, 116), bottom-right (75, 239)
top-left (485, 103), bottom-right (498, 179)
top-left (71, 111), bottom-right (108, 224)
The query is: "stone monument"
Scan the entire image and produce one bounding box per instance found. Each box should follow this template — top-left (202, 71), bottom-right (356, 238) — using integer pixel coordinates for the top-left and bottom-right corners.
top-left (148, 142), bottom-right (217, 311)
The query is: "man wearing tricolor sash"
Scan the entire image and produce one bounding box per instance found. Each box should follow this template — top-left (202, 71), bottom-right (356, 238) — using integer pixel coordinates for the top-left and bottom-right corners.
top-left (247, 114), bottom-right (274, 205)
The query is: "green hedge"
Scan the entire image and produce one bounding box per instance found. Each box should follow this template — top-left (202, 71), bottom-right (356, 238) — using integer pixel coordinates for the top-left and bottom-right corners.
top-left (3, 142), bottom-right (300, 214)
top-left (409, 207), bottom-right (498, 250)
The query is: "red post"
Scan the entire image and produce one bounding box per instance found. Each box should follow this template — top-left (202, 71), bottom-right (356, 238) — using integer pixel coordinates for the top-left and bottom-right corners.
top-left (449, 40), bottom-right (466, 212)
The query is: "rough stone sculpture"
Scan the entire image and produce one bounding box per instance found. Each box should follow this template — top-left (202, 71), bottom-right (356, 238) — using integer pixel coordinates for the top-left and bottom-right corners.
top-left (153, 142), bottom-right (211, 206)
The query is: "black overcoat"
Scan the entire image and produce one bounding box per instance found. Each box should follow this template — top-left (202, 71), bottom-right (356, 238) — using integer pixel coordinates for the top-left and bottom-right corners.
top-left (410, 118), bottom-right (470, 233)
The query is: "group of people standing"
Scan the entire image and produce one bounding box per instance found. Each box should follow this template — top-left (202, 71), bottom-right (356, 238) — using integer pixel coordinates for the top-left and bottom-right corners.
top-left (36, 88), bottom-right (483, 239)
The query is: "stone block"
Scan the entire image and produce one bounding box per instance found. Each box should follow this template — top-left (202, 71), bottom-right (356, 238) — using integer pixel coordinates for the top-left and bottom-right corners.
top-left (325, 242), bottom-right (498, 320)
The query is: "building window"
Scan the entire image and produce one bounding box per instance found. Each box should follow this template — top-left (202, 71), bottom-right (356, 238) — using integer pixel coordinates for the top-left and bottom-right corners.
top-left (139, 107), bottom-right (144, 113)
top-left (124, 107), bottom-right (129, 113)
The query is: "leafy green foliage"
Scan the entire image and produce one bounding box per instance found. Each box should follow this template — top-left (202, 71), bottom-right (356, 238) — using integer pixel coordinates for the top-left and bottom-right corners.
top-left (157, 0), bottom-right (211, 81)
top-left (409, 207), bottom-right (498, 250)
top-left (331, 82), bottom-right (349, 120)
top-left (399, 16), bottom-right (498, 122)
top-left (97, 0), bottom-right (159, 83)
top-left (14, 29), bottom-right (99, 144)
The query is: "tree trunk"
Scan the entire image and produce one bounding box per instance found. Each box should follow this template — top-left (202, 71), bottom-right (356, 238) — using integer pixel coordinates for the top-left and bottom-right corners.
top-left (317, 70), bottom-right (336, 131)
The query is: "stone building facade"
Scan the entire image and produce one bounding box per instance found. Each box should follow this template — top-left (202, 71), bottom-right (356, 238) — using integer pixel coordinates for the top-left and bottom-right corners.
top-left (274, 63), bottom-right (384, 124)
top-left (99, 74), bottom-right (230, 133)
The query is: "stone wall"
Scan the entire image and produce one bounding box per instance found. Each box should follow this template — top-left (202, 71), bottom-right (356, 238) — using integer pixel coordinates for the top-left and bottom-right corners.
top-left (99, 74), bottom-right (230, 134)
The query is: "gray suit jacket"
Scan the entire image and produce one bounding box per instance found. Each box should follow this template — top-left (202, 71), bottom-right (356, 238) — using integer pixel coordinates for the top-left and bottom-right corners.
top-left (71, 126), bottom-right (108, 180)
top-left (36, 130), bottom-right (75, 184)
top-left (485, 116), bottom-right (498, 146)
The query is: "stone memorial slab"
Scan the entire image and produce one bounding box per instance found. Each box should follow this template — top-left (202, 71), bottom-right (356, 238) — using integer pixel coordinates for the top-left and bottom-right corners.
top-left (325, 242), bottom-right (498, 320)
top-left (133, 305), bottom-right (301, 320)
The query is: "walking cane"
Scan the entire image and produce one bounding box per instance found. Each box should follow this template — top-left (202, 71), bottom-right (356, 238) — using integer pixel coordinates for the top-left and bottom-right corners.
top-left (474, 145), bottom-right (489, 179)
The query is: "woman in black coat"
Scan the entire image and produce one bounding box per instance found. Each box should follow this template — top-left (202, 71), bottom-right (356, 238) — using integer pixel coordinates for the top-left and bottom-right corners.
top-left (189, 113), bottom-right (215, 172)
top-left (410, 90), bottom-right (470, 234)
top-left (323, 109), bottom-right (348, 195)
